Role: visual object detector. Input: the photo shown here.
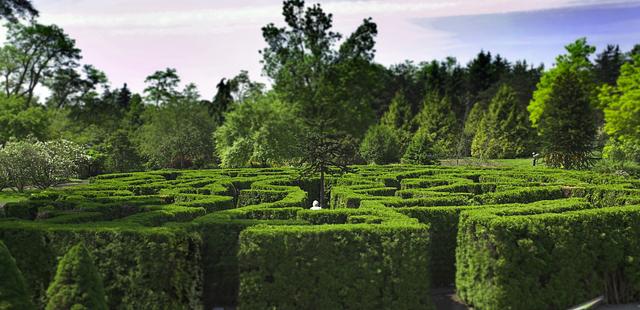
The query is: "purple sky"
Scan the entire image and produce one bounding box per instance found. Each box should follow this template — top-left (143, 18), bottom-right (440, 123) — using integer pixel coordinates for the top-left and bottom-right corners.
top-left (7, 0), bottom-right (640, 98)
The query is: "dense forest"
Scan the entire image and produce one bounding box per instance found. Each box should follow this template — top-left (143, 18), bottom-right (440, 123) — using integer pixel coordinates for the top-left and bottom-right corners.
top-left (1, 0), bottom-right (640, 190)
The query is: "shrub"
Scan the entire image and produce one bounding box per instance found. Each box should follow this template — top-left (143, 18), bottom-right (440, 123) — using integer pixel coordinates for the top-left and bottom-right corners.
top-left (359, 124), bottom-right (401, 164)
top-left (0, 240), bottom-right (34, 310)
top-left (46, 242), bottom-right (107, 310)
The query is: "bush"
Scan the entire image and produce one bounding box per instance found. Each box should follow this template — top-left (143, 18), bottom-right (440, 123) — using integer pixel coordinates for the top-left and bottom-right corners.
top-left (46, 242), bottom-right (107, 310)
top-left (0, 139), bottom-right (88, 191)
top-left (359, 124), bottom-right (401, 164)
top-left (0, 240), bottom-right (34, 310)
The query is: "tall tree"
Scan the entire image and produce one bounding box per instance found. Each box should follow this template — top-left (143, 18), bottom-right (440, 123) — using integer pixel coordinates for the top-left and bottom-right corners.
top-left (143, 68), bottom-right (180, 105)
top-left (594, 44), bottom-right (625, 86)
top-left (0, 22), bottom-right (81, 104)
top-left (600, 54), bottom-right (640, 162)
top-left (0, 0), bottom-right (37, 22)
top-left (528, 38), bottom-right (598, 169)
top-left (413, 92), bottom-right (459, 158)
top-left (261, 0), bottom-right (378, 206)
top-left (471, 85), bottom-right (535, 158)
top-left (45, 64), bottom-right (108, 108)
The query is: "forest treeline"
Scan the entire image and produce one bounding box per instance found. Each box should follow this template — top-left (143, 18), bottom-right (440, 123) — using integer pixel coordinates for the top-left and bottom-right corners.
top-left (1, 0), bottom-right (640, 183)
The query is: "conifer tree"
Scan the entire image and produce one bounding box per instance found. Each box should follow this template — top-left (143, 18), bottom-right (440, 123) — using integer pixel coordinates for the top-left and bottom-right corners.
top-left (359, 124), bottom-right (401, 164)
top-left (413, 92), bottom-right (458, 157)
top-left (528, 38), bottom-right (598, 169)
top-left (472, 85), bottom-right (535, 158)
top-left (46, 243), bottom-right (107, 310)
top-left (0, 240), bottom-right (34, 310)
top-left (402, 127), bottom-right (437, 165)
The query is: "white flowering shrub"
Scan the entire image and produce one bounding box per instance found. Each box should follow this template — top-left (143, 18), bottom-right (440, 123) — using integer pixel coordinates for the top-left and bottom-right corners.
top-left (0, 139), bottom-right (89, 191)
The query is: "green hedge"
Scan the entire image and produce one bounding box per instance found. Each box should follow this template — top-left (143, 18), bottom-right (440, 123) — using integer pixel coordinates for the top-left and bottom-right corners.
top-left (0, 223), bottom-right (202, 309)
top-left (456, 205), bottom-right (640, 309)
top-left (238, 223), bottom-right (433, 310)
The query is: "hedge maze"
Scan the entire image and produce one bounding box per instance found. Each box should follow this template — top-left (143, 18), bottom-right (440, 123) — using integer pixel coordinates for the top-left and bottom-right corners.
top-left (2, 165), bottom-right (640, 309)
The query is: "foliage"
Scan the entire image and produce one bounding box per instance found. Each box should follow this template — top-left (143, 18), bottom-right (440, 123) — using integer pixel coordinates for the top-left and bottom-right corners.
top-left (471, 85), bottom-right (535, 158)
top-left (402, 127), bottom-right (438, 165)
top-left (0, 22), bottom-right (80, 104)
top-left (239, 223), bottom-right (432, 309)
top-left (0, 139), bottom-right (87, 191)
top-left (600, 55), bottom-right (640, 163)
top-left (0, 95), bottom-right (49, 144)
top-left (528, 38), bottom-right (598, 169)
top-left (412, 92), bottom-right (459, 157)
top-left (0, 0), bottom-right (38, 22)
top-left (214, 93), bottom-right (304, 168)
top-left (143, 68), bottom-right (180, 105)
top-left (0, 240), bottom-right (34, 310)
top-left (359, 124), bottom-right (401, 164)
top-left (45, 242), bottom-right (107, 310)
top-left (103, 130), bottom-right (143, 173)
top-left (136, 97), bottom-right (215, 169)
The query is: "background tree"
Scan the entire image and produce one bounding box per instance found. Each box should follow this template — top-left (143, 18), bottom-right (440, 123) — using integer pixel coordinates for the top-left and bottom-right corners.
top-left (528, 38), bottom-right (598, 169)
top-left (600, 54), bottom-right (640, 163)
top-left (359, 124), bottom-right (401, 164)
top-left (44, 65), bottom-right (108, 108)
top-left (136, 96), bottom-right (215, 169)
top-left (0, 240), bottom-right (34, 310)
top-left (402, 127), bottom-right (437, 165)
top-left (45, 243), bottom-right (107, 310)
top-left (103, 130), bottom-right (143, 173)
top-left (412, 92), bottom-right (459, 157)
top-left (0, 95), bottom-right (48, 144)
top-left (0, 0), bottom-right (37, 21)
top-left (261, 0), bottom-right (379, 206)
top-left (214, 93), bottom-right (303, 168)
top-left (143, 68), bottom-right (180, 105)
top-left (595, 44), bottom-right (625, 86)
top-left (472, 85), bottom-right (535, 158)
top-left (0, 22), bottom-right (80, 104)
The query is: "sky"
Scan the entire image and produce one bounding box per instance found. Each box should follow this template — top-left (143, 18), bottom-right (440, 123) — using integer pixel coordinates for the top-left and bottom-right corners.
top-left (8, 0), bottom-right (640, 98)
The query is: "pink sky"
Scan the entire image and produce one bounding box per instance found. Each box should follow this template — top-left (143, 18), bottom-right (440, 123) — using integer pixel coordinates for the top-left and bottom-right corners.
top-left (16, 0), bottom-right (639, 98)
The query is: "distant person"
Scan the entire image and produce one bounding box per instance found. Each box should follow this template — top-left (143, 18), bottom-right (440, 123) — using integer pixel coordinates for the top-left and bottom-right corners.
top-left (311, 200), bottom-right (322, 210)
top-left (532, 152), bottom-right (540, 166)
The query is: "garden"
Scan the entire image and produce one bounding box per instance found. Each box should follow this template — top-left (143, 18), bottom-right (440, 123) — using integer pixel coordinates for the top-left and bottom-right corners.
top-left (2, 165), bottom-right (640, 309)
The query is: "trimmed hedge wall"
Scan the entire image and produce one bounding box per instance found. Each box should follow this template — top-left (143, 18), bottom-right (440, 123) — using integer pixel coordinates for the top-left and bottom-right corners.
top-left (238, 223), bottom-right (432, 310)
top-left (456, 205), bottom-right (640, 309)
top-left (2, 165), bottom-right (640, 309)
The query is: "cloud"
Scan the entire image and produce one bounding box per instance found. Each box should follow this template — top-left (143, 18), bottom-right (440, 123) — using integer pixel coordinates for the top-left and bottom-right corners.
top-left (36, 0), bottom-right (632, 35)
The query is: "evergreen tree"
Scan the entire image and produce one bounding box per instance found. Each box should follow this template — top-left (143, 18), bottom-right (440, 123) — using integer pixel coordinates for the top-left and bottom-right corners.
top-left (402, 127), bottom-right (437, 165)
top-left (600, 54), bottom-right (640, 162)
top-left (471, 85), bottom-right (535, 158)
top-left (381, 91), bottom-right (412, 131)
top-left (46, 243), bottom-right (107, 310)
top-left (0, 240), bottom-right (34, 310)
top-left (413, 92), bottom-right (458, 157)
top-left (359, 124), bottom-right (401, 164)
top-left (528, 38), bottom-right (598, 169)
top-left (595, 44), bottom-right (625, 86)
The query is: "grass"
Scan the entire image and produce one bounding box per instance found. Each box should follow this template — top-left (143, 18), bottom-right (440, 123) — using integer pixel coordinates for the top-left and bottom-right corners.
top-left (440, 157), bottom-right (544, 169)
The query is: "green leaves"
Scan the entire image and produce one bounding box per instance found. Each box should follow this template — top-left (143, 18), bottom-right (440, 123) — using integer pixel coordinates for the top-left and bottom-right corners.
top-left (45, 243), bottom-right (107, 310)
